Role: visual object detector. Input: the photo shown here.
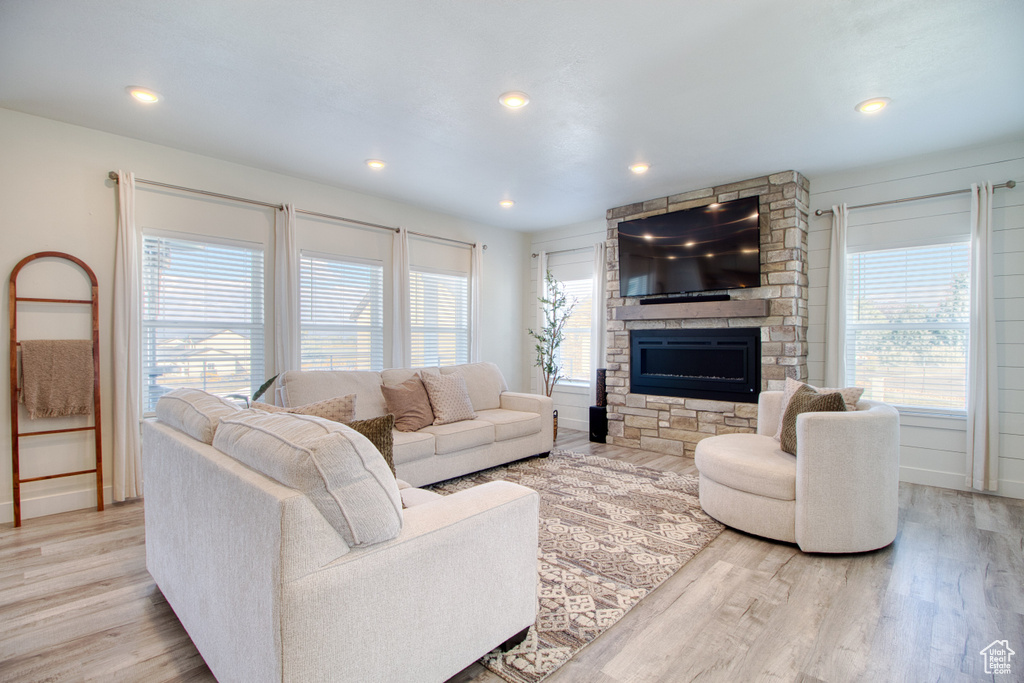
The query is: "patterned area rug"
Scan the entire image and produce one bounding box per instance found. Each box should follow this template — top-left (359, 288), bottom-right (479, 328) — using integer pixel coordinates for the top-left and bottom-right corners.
top-left (428, 450), bottom-right (724, 683)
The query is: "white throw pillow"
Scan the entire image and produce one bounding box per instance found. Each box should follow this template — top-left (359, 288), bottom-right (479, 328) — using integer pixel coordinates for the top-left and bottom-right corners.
top-left (213, 410), bottom-right (402, 547)
top-left (155, 388), bottom-right (240, 444)
top-left (420, 371), bottom-right (477, 425)
top-left (773, 378), bottom-right (865, 441)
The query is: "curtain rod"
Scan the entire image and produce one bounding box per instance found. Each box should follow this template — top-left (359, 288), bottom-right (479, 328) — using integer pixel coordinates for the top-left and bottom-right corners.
top-left (108, 172), bottom-right (484, 249)
top-left (108, 171), bottom-right (282, 209)
top-left (814, 180), bottom-right (1016, 216)
top-left (531, 245), bottom-right (595, 258)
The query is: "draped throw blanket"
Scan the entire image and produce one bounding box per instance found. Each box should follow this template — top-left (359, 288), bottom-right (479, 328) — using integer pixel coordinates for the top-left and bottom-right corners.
top-left (20, 339), bottom-right (94, 419)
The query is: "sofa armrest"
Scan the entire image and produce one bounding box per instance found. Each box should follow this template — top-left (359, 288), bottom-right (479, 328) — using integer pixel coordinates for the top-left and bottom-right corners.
top-left (500, 391), bottom-right (553, 415)
top-left (794, 401), bottom-right (900, 552)
top-left (280, 480), bottom-right (539, 683)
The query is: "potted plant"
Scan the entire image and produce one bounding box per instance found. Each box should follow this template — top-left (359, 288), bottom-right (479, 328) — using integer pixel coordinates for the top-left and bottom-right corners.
top-left (528, 270), bottom-right (578, 441)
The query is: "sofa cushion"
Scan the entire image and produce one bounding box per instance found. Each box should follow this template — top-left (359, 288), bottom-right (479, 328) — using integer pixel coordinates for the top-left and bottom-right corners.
top-left (695, 433), bottom-right (796, 501)
top-left (212, 411), bottom-right (402, 547)
top-left (420, 420), bottom-right (495, 455)
top-left (252, 394), bottom-right (356, 423)
top-left (280, 370), bottom-right (386, 420)
top-left (345, 414), bottom-right (396, 476)
top-left (421, 372), bottom-right (477, 425)
top-left (155, 388), bottom-right (240, 444)
top-left (381, 377), bottom-right (434, 432)
top-left (381, 367), bottom-right (431, 386)
top-left (474, 409), bottom-right (542, 442)
top-left (440, 362), bottom-right (507, 411)
top-left (392, 430), bottom-right (436, 464)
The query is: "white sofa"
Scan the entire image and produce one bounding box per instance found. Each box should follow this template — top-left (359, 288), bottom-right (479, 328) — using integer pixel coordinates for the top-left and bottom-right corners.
top-left (279, 362), bottom-right (554, 487)
top-left (142, 414), bottom-right (540, 683)
top-left (694, 391), bottom-right (900, 553)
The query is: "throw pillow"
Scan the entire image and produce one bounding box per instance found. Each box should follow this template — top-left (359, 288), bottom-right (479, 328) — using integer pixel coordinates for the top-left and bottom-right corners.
top-left (779, 385), bottom-right (847, 455)
top-left (213, 410), bottom-right (402, 547)
top-left (381, 377), bottom-right (435, 432)
top-left (155, 388), bottom-right (240, 444)
top-left (345, 414), bottom-right (396, 476)
top-left (252, 393), bottom-right (356, 423)
top-left (420, 371), bottom-right (477, 425)
top-left (773, 378), bottom-right (864, 440)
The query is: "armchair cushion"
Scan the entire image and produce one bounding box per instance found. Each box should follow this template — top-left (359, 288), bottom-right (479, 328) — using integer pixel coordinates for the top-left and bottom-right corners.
top-left (779, 386), bottom-right (847, 455)
top-left (773, 378), bottom-right (864, 439)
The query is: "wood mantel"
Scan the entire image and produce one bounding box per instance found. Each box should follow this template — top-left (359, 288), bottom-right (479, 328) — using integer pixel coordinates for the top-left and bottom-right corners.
top-left (613, 298), bottom-right (770, 321)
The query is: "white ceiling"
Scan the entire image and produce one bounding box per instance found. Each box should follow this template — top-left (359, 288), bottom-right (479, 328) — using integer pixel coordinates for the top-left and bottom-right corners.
top-left (1, 0), bottom-right (1022, 230)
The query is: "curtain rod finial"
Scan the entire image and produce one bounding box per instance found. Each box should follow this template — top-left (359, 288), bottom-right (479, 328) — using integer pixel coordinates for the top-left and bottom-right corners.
top-left (1008, 180), bottom-right (1017, 189)
top-left (107, 171), bottom-right (118, 181)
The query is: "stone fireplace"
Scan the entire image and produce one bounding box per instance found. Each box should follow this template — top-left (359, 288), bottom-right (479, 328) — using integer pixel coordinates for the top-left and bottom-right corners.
top-left (603, 171), bottom-right (810, 456)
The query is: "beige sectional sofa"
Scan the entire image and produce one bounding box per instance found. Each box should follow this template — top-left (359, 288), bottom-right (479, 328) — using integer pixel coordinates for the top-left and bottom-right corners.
top-left (279, 362), bottom-right (554, 487)
top-left (143, 390), bottom-right (541, 683)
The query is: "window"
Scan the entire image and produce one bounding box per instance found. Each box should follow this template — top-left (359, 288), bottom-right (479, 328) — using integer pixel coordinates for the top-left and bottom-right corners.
top-left (556, 278), bottom-right (593, 384)
top-left (142, 234), bottom-right (265, 413)
top-left (409, 268), bottom-right (468, 367)
top-left (299, 253), bottom-right (384, 371)
top-left (845, 241), bottom-right (970, 411)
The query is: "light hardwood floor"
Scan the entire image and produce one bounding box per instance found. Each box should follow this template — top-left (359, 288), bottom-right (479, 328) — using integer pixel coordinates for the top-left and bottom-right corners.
top-left (2, 429), bottom-right (1021, 682)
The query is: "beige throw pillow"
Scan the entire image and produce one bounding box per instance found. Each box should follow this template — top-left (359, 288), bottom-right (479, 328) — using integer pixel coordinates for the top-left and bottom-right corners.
top-left (779, 385), bottom-right (847, 455)
top-left (773, 377), bottom-right (864, 440)
top-left (420, 371), bottom-right (477, 425)
top-left (252, 393), bottom-right (356, 423)
top-left (381, 378), bottom-right (435, 432)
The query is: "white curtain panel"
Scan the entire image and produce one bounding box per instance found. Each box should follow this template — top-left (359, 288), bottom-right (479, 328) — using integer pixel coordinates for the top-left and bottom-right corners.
top-left (824, 203), bottom-right (848, 387)
top-left (112, 170), bottom-right (142, 501)
top-left (469, 242), bottom-right (483, 362)
top-left (534, 250), bottom-right (548, 393)
top-left (967, 182), bottom-right (999, 491)
top-left (590, 241), bottom-right (607, 392)
top-left (274, 204), bottom-right (300, 382)
top-left (391, 227), bottom-right (411, 368)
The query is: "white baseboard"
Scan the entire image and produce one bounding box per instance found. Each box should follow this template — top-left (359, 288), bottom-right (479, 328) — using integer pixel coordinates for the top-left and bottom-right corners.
top-left (899, 466), bottom-right (1024, 499)
top-left (557, 417), bottom-right (588, 432)
top-left (0, 485), bottom-right (113, 524)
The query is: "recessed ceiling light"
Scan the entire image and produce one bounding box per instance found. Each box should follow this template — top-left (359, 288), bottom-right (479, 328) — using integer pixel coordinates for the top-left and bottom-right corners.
top-left (499, 199), bottom-right (515, 208)
top-left (126, 86), bottom-right (160, 104)
top-left (498, 91), bottom-right (530, 109)
top-left (856, 97), bottom-right (891, 114)
top-left (365, 159), bottom-right (386, 169)
top-left (629, 163), bottom-right (650, 174)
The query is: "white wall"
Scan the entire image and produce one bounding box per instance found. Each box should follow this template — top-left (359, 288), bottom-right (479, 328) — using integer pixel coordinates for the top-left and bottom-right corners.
top-left (0, 108), bottom-right (529, 522)
top-left (527, 220), bottom-right (605, 432)
top-left (806, 139), bottom-right (1024, 498)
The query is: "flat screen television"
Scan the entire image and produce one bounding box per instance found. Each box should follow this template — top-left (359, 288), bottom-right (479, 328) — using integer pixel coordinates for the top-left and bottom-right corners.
top-left (617, 195), bottom-right (761, 298)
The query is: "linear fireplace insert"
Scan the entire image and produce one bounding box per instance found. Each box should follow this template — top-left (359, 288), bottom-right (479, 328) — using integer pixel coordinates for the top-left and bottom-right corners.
top-left (630, 328), bottom-right (761, 403)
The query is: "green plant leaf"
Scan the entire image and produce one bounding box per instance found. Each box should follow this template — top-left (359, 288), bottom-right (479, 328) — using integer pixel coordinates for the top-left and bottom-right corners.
top-left (252, 374), bottom-right (280, 403)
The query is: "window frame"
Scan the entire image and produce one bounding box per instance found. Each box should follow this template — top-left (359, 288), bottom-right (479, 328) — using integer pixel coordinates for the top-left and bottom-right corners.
top-left (408, 264), bottom-right (470, 368)
top-left (140, 228), bottom-right (268, 416)
top-left (298, 250), bottom-right (385, 372)
top-left (844, 237), bottom-right (971, 416)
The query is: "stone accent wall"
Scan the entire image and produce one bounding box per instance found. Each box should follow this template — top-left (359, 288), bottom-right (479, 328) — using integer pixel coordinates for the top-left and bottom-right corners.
top-left (604, 171), bottom-right (811, 456)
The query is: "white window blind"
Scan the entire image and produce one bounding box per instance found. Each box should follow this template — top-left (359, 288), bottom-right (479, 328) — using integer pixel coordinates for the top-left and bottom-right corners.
top-left (845, 241), bottom-right (970, 411)
top-left (142, 234), bottom-right (265, 413)
top-left (299, 253), bottom-right (384, 371)
top-left (557, 278), bottom-right (593, 383)
top-left (409, 268), bottom-right (468, 367)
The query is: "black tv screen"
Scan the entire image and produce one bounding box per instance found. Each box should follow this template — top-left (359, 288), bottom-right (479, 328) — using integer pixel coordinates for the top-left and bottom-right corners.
top-left (617, 195), bottom-right (761, 298)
